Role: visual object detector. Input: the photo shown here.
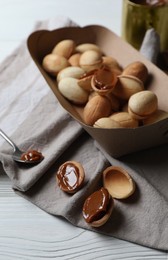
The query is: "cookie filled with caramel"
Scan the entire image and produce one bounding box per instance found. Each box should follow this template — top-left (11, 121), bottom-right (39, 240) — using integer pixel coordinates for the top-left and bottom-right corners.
top-left (91, 66), bottom-right (118, 95)
top-left (82, 187), bottom-right (114, 227)
top-left (56, 161), bottom-right (85, 194)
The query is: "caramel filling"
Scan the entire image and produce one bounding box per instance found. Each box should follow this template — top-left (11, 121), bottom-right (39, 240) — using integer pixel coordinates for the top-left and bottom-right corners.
top-left (83, 187), bottom-right (110, 223)
top-left (93, 67), bottom-right (117, 90)
top-left (57, 163), bottom-right (80, 191)
top-left (21, 150), bottom-right (44, 162)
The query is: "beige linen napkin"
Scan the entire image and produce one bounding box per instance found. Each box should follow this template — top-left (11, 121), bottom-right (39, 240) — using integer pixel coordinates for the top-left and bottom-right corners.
top-left (140, 28), bottom-right (160, 64)
top-left (0, 17), bottom-right (82, 191)
top-left (1, 17), bottom-right (168, 251)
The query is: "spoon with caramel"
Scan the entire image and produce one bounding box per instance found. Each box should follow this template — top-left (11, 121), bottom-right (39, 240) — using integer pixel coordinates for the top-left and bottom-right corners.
top-left (0, 129), bottom-right (44, 164)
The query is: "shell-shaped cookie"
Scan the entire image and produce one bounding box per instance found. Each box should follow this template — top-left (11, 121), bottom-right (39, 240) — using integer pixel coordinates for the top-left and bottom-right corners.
top-left (56, 161), bottom-right (85, 194)
top-left (128, 90), bottom-right (158, 119)
top-left (42, 53), bottom-right (69, 76)
top-left (52, 39), bottom-right (76, 59)
top-left (57, 66), bottom-right (85, 82)
top-left (91, 67), bottom-right (118, 95)
top-left (122, 61), bottom-right (148, 83)
top-left (93, 117), bottom-right (122, 128)
top-left (58, 77), bottom-right (89, 105)
top-left (68, 53), bottom-right (81, 67)
top-left (79, 50), bottom-right (102, 72)
top-left (109, 112), bottom-right (139, 128)
top-left (103, 166), bottom-right (135, 199)
top-left (76, 43), bottom-right (102, 53)
top-left (143, 109), bottom-right (168, 125)
top-left (82, 187), bottom-right (114, 227)
top-left (112, 75), bottom-right (144, 100)
top-left (83, 95), bottom-right (112, 126)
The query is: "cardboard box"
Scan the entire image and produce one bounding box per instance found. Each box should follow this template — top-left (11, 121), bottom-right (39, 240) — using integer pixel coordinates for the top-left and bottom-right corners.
top-left (27, 25), bottom-right (168, 158)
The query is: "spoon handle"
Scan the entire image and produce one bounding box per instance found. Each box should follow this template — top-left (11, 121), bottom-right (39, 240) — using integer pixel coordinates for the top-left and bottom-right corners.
top-left (0, 129), bottom-right (18, 152)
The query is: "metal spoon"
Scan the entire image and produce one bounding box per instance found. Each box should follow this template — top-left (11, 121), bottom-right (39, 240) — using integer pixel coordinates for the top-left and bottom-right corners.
top-left (0, 129), bottom-right (43, 164)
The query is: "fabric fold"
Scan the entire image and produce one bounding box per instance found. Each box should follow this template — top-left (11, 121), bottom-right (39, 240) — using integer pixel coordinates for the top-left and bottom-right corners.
top-left (0, 91), bottom-right (83, 191)
top-left (140, 28), bottom-right (160, 64)
top-left (0, 16), bottom-right (82, 191)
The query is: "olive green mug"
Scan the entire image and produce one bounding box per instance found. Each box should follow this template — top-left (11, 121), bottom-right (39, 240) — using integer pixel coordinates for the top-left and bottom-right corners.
top-left (121, 0), bottom-right (168, 51)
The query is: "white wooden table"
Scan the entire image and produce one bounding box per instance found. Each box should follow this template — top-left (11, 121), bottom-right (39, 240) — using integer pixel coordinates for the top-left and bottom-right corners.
top-left (0, 0), bottom-right (167, 259)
